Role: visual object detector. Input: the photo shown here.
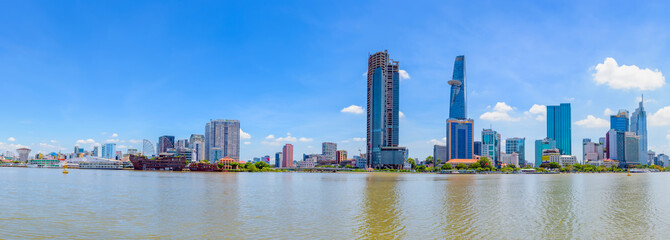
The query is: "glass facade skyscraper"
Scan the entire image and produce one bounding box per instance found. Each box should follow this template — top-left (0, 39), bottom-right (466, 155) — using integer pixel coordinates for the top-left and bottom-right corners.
top-left (448, 56), bottom-right (466, 119)
top-left (366, 50), bottom-right (405, 168)
top-left (505, 137), bottom-right (525, 167)
top-left (101, 143), bottom-right (116, 159)
top-left (157, 135), bottom-right (175, 154)
top-left (473, 141), bottom-right (482, 156)
top-left (610, 110), bottom-right (629, 132)
top-left (630, 97), bottom-right (648, 165)
top-left (547, 103), bottom-right (571, 155)
top-left (205, 119), bottom-right (240, 161)
top-left (446, 119), bottom-right (473, 161)
top-left (445, 55), bottom-right (474, 163)
top-left (534, 138), bottom-right (556, 167)
top-left (482, 129), bottom-right (501, 166)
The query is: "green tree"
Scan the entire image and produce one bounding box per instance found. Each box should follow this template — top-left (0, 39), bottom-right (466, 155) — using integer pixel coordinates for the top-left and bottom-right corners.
top-left (344, 164), bottom-right (353, 168)
top-left (230, 162), bottom-right (240, 169)
top-left (441, 163), bottom-right (453, 170)
top-left (247, 163), bottom-right (258, 172)
top-left (425, 156), bottom-right (434, 164)
top-left (255, 161), bottom-right (270, 170)
top-left (477, 157), bottom-right (492, 168)
top-left (548, 162), bottom-right (560, 169)
top-left (456, 163), bottom-right (467, 170)
top-left (217, 162), bottom-right (224, 169)
top-left (469, 162), bottom-right (480, 169)
top-left (416, 165), bottom-right (427, 172)
top-left (406, 158), bottom-right (417, 169)
top-left (203, 159), bottom-right (210, 164)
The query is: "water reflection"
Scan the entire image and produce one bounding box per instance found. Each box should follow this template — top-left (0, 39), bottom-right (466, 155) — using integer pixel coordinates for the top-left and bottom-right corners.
top-left (441, 175), bottom-right (476, 238)
top-left (356, 173), bottom-right (404, 239)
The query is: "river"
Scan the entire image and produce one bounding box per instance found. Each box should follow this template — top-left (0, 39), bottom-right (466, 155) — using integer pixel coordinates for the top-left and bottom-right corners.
top-left (1, 167), bottom-right (669, 239)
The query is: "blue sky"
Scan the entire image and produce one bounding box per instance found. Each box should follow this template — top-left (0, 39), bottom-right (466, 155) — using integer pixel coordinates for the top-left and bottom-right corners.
top-left (1, 1), bottom-right (669, 162)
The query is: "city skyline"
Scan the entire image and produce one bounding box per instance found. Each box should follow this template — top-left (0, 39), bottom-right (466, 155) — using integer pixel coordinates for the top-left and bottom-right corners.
top-left (2, 1), bottom-right (670, 162)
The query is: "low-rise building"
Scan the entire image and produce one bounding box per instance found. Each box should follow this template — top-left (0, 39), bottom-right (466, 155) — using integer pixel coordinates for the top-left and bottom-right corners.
top-left (549, 155), bottom-right (577, 167)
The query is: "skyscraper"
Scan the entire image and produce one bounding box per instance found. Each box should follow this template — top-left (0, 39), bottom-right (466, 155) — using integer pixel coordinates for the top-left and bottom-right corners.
top-left (366, 50), bottom-right (406, 168)
top-left (282, 144), bottom-right (293, 168)
top-left (630, 96), bottom-right (648, 165)
top-left (445, 55), bottom-right (474, 163)
top-left (275, 152), bottom-right (283, 168)
top-left (92, 146), bottom-right (99, 157)
top-left (433, 145), bottom-right (447, 164)
top-left (205, 119), bottom-right (240, 161)
top-left (176, 139), bottom-right (189, 150)
top-left (473, 141), bottom-right (482, 156)
top-left (322, 142), bottom-right (337, 161)
top-left (610, 110), bottom-right (629, 132)
top-left (448, 55), bottom-right (466, 119)
top-left (547, 103), bottom-right (571, 155)
top-left (101, 143), bottom-right (116, 159)
top-left (606, 129), bottom-right (626, 168)
top-left (505, 137), bottom-right (525, 167)
top-left (534, 138), bottom-right (556, 167)
top-left (625, 132), bottom-right (640, 166)
top-left (189, 134), bottom-right (205, 162)
top-left (157, 135), bottom-right (175, 154)
top-left (446, 119), bottom-right (474, 161)
top-left (482, 129), bottom-right (501, 166)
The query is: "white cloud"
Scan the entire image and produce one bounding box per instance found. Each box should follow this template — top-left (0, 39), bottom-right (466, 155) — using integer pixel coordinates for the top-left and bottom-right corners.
top-left (240, 129), bottom-right (251, 139)
top-left (341, 140), bottom-right (350, 143)
top-left (399, 70), bottom-right (410, 80)
top-left (262, 133), bottom-right (302, 146)
top-left (525, 104), bottom-right (547, 121)
top-left (592, 57), bottom-right (665, 90)
top-left (105, 139), bottom-right (120, 143)
top-left (341, 105), bottom-right (364, 114)
top-left (352, 137), bottom-right (366, 142)
top-left (603, 108), bottom-right (615, 116)
top-left (128, 139), bottom-right (142, 144)
top-left (49, 140), bottom-right (57, 143)
top-left (427, 137), bottom-right (447, 145)
top-left (76, 139), bottom-right (96, 144)
top-left (117, 145), bottom-right (127, 149)
top-left (7, 137), bottom-right (15, 142)
top-left (649, 106), bottom-right (670, 126)
top-left (276, 136), bottom-right (297, 142)
top-left (111, 133), bottom-right (118, 137)
top-left (480, 102), bottom-right (520, 122)
top-left (399, 111), bottom-right (405, 118)
top-left (575, 115), bottom-right (609, 128)
top-left (244, 141), bottom-right (251, 145)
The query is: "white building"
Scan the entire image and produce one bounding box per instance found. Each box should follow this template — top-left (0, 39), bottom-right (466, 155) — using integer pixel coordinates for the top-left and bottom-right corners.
top-left (501, 152), bottom-right (519, 167)
top-left (297, 158), bottom-right (316, 168)
top-left (550, 155), bottom-right (577, 167)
